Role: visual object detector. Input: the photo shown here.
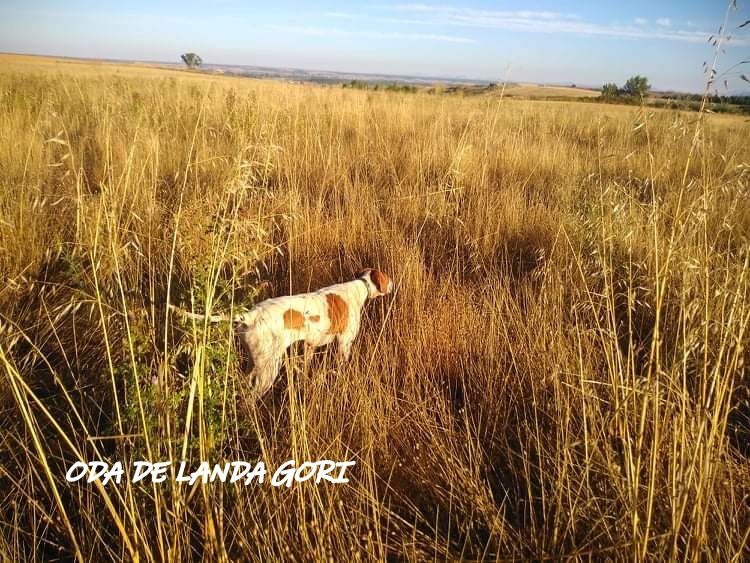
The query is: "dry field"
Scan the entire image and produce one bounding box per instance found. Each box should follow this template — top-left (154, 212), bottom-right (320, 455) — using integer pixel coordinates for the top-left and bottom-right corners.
top-left (501, 83), bottom-right (600, 98)
top-left (1, 54), bottom-right (749, 561)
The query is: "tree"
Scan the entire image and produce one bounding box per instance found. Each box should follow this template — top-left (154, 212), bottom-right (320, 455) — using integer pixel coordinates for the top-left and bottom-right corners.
top-left (601, 83), bottom-right (619, 97)
top-left (181, 53), bottom-right (202, 69)
top-left (622, 75), bottom-right (650, 97)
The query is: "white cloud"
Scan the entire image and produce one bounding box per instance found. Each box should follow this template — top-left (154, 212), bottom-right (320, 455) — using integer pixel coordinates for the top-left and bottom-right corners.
top-left (634, 17), bottom-right (647, 26)
top-left (265, 24), bottom-right (475, 44)
top-left (388, 5), bottom-right (579, 22)
top-left (373, 5), bottom-right (749, 45)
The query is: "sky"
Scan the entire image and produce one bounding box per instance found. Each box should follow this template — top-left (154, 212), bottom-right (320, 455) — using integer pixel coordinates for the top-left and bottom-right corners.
top-left (1, 1), bottom-right (749, 93)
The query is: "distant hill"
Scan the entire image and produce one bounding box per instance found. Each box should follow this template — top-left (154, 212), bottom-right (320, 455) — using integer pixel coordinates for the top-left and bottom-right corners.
top-left (164, 61), bottom-right (497, 87)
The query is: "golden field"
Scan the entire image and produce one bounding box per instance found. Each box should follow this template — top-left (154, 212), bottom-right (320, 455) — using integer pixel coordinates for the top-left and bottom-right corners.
top-left (0, 53), bottom-right (749, 561)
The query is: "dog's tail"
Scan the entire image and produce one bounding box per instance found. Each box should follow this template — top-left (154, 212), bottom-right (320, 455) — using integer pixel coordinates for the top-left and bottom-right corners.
top-left (168, 304), bottom-right (233, 323)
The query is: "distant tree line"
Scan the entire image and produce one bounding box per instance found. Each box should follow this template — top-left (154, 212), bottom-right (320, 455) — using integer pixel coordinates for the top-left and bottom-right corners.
top-left (664, 93), bottom-right (750, 105)
top-left (342, 80), bottom-right (418, 93)
top-left (601, 74), bottom-right (749, 107)
top-left (599, 74), bottom-right (749, 113)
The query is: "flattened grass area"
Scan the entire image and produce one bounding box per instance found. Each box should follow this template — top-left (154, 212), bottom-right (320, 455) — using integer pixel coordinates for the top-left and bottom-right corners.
top-left (1, 53), bottom-right (749, 561)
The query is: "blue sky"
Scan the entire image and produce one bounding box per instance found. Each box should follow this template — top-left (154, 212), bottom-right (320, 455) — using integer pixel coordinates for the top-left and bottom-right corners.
top-left (2, 1), bottom-right (749, 92)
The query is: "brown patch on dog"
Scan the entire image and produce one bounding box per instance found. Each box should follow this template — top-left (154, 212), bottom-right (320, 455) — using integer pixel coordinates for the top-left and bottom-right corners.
top-left (326, 293), bottom-right (348, 334)
top-left (309, 315), bottom-right (320, 322)
top-left (370, 270), bottom-right (390, 294)
top-left (283, 308), bottom-right (305, 329)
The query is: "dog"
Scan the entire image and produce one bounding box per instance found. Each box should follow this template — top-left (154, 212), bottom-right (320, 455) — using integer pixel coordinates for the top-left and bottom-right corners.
top-left (170, 268), bottom-right (394, 396)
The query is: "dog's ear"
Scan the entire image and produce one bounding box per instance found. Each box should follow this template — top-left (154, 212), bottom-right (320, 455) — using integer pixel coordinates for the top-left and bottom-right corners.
top-left (369, 270), bottom-right (390, 295)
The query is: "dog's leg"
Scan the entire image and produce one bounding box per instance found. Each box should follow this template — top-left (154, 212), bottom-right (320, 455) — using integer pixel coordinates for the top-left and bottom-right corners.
top-left (337, 315), bottom-right (362, 362)
top-left (251, 354), bottom-right (282, 397)
top-left (302, 342), bottom-right (315, 369)
top-left (241, 329), bottom-right (285, 398)
top-left (336, 335), bottom-right (353, 361)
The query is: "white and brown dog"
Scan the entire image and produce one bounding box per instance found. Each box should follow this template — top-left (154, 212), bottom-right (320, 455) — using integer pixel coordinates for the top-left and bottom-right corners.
top-left (172, 268), bottom-right (394, 396)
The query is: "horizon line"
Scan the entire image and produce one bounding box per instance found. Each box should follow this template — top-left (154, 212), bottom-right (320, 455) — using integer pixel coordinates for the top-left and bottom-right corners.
top-left (1, 50), bottom-right (735, 96)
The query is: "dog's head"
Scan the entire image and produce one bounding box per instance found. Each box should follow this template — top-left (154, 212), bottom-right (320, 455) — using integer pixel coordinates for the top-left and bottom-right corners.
top-left (356, 268), bottom-right (394, 299)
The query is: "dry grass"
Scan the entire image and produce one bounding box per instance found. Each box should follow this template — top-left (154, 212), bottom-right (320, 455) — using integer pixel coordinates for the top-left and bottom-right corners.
top-left (502, 83), bottom-right (600, 98)
top-left (1, 54), bottom-right (749, 561)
